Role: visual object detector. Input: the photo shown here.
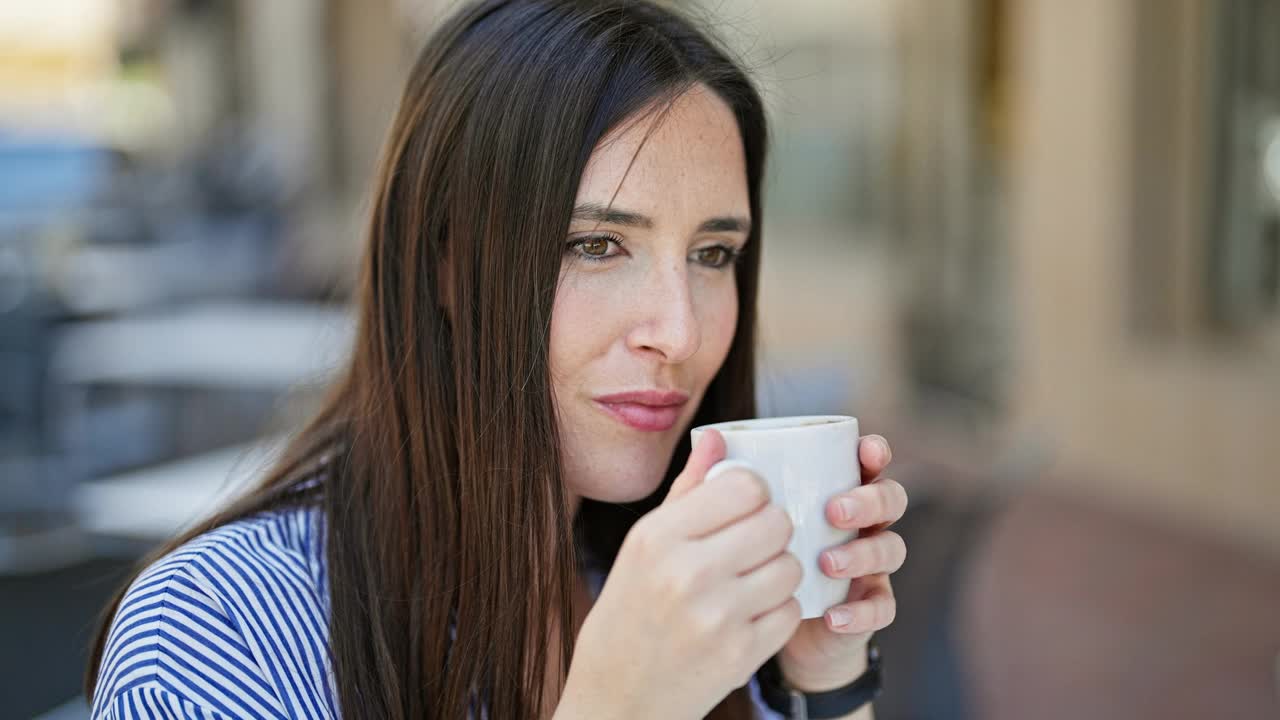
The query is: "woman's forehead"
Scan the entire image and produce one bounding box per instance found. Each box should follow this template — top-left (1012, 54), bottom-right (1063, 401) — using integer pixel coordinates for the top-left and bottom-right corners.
top-left (575, 86), bottom-right (750, 222)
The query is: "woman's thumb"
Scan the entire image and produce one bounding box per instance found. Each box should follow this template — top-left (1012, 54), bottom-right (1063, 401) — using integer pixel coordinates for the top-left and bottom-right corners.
top-left (665, 429), bottom-right (726, 503)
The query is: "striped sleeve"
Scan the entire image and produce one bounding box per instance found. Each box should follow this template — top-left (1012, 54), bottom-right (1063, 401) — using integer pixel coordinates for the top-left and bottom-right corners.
top-left (100, 684), bottom-right (234, 719)
top-left (90, 511), bottom-right (337, 719)
top-left (748, 675), bottom-right (785, 719)
top-left (90, 547), bottom-right (292, 719)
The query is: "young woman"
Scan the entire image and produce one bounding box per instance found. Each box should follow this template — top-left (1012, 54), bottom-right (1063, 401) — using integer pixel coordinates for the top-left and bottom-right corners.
top-left (85, 1), bottom-right (908, 718)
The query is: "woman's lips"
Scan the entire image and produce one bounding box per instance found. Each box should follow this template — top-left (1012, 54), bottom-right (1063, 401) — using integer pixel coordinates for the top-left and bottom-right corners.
top-left (593, 390), bottom-right (689, 432)
top-left (595, 402), bottom-right (683, 431)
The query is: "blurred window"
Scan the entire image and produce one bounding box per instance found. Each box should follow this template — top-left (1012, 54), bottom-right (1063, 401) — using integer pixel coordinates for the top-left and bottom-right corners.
top-left (1128, 0), bottom-right (1280, 348)
top-left (1205, 0), bottom-right (1280, 336)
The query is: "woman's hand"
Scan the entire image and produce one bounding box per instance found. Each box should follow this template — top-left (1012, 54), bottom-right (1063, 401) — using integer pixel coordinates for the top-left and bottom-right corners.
top-left (558, 430), bottom-right (803, 720)
top-left (776, 435), bottom-right (908, 692)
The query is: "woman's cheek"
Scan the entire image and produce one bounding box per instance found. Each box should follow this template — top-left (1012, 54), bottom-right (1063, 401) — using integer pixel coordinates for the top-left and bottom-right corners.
top-left (549, 274), bottom-right (591, 376)
top-left (697, 281), bottom-right (738, 367)
top-left (550, 270), bottom-right (624, 369)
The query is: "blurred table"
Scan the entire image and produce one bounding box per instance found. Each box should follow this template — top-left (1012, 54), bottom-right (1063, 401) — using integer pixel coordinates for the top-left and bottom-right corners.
top-left (43, 301), bottom-right (352, 552)
top-left (72, 437), bottom-right (284, 541)
top-left (51, 300), bottom-right (354, 389)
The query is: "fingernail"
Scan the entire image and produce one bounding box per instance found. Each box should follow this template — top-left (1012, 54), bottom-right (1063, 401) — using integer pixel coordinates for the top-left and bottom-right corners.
top-left (873, 436), bottom-right (891, 462)
top-left (824, 550), bottom-right (847, 572)
top-left (838, 497), bottom-right (858, 522)
top-left (827, 607), bottom-right (851, 628)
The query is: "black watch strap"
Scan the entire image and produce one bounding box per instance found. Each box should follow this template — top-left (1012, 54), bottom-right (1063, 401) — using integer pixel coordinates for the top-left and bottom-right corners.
top-left (755, 640), bottom-right (882, 719)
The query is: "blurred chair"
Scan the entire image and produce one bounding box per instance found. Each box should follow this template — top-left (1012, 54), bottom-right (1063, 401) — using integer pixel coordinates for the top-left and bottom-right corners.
top-left (871, 449), bottom-right (1005, 720)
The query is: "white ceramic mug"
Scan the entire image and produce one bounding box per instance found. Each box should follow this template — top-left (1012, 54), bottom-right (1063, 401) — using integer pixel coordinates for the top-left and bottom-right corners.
top-left (690, 415), bottom-right (860, 619)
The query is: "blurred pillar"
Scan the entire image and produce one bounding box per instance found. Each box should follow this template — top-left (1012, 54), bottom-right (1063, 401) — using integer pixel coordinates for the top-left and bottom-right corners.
top-left (157, 0), bottom-right (236, 151)
top-left (234, 0), bottom-right (332, 193)
top-left (892, 0), bottom-right (1009, 426)
top-left (329, 0), bottom-right (415, 198)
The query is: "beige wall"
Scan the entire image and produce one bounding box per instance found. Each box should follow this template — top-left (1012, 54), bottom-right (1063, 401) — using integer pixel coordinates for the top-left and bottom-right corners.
top-left (1006, 0), bottom-right (1280, 555)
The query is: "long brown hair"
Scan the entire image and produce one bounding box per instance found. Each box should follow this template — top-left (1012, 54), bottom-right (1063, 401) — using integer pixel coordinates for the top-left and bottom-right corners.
top-left (86, 1), bottom-right (768, 717)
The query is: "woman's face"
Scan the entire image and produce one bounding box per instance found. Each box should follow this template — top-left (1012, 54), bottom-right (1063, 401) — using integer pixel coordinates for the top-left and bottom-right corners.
top-left (551, 84), bottom-right (751, 507)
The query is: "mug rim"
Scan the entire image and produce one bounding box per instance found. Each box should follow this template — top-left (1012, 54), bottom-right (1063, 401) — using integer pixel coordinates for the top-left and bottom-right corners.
top-left (691, 415), bottom-right (857, 434)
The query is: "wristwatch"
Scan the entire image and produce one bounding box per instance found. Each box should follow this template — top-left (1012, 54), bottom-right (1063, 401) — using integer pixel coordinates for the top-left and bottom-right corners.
top-left (755, 639), bottom-right (882, 719)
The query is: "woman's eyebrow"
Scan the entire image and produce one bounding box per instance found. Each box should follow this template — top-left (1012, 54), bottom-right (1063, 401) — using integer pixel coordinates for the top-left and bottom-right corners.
top-left (571, 202), bottom-right (752, 234)
top-left (698, 216), bottom-right (752, 234)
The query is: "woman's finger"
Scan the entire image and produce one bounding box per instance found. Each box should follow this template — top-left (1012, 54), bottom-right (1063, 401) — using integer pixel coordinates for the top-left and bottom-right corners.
top-left (734, 551), bottom-right (804, 620)
top-left (662, 466), bottom-right (772, 539)
top-left (858, 435), bottom-right (892, 483)
top-left (825, 477), bottom-right (908, 531)
top-left (665, 429), bottom-right (727, 503)
top-left (819, 531), bottom-right (907, 579)
top-left (824, 574), bottom-right (896, 634)
top-left (699, 501), bottom-right (793, 574)
top-left (749, 597), bottom-right (803, 665)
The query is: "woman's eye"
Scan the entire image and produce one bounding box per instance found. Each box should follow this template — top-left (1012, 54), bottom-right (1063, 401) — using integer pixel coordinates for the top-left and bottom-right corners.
top-left (581, 237), bottom-right (610, 257)
top-left (693, 245), bottom-right (740, 268)
top-left (566, 235), bottom-right (622, 261)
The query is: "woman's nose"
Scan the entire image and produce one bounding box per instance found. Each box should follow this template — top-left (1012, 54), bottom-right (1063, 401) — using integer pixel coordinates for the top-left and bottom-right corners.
top-left (625, 265), bottom-right (702, 363)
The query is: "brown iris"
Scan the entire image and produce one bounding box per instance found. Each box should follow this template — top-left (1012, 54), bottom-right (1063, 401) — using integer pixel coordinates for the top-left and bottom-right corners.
top-left (581, 237), bottom-right (610, 257)
top-left (695, 246), bottom-right (730, 267)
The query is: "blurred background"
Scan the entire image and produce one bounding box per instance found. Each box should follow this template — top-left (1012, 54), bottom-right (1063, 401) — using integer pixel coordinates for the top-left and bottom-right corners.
top-left (1, 0), bottom-right (1277, 718)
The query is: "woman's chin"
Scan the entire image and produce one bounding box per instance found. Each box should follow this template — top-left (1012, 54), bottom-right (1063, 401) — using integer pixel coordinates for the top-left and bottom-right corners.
top-left (574, 471), bottom-right (667, 505)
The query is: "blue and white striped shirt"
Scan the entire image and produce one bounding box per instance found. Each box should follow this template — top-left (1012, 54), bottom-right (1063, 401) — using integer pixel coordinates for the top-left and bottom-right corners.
top-left (90, 504), bottom-right (784, 719)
